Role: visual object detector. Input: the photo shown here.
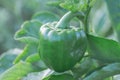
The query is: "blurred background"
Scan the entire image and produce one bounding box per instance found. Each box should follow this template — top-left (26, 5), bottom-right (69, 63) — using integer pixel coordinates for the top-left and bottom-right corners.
top-left (0, 0), bottom-right (64, 54)
top-left (0, 0), bottom-right (113, 54)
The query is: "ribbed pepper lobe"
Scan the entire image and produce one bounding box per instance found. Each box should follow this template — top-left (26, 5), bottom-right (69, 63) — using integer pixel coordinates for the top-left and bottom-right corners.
top-left (39, 23), bottom-right (87, 72)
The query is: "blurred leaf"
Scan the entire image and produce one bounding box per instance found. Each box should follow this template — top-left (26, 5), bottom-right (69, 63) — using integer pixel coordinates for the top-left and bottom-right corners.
top-left (14, 20), bottom-right (42, 44)
top-left (32, 12), bottom-right (59, 24)
top-left (89, 0), bottom-right (112, 37)
top-left (0, 49), bottom-right (21, 74)
top-left (105, 0), bottom-right (120, 41)
top-left (14, 44), bottom-right (38, 64)
top-left (87, 34), bottom-right (120, 63)
top-left (0, 61), bottom-right (34, 80)
top-left (43, 74), bottom-right (75, 80)
top-left (83, 63), bottom-right (120, 80)
top-left (91, 9), bottom-right (111, 36)
top-left (95, 14), bottom-right (106, 33)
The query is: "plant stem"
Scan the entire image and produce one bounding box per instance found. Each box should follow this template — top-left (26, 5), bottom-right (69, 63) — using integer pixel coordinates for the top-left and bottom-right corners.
top-left (84, 0), bottom-right (92, 33)
top-left (55, 11), bottom-right (84, 29)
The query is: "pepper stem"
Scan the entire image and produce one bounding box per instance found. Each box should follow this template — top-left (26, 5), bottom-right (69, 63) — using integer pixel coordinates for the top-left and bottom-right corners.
top-left (55, 11), bottom-right (84, 29)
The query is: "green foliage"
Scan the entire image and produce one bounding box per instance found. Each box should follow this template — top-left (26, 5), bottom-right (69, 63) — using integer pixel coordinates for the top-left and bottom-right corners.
top-left (60, 0), bottom-right (96, 12)
top-left (0, 0), bottom-right (120, 80)
top-left (60, 0), bottom-right (88, 12)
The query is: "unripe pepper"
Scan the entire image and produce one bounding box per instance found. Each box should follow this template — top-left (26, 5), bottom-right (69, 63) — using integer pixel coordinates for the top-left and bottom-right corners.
top-left (39, 11), bottom-right (87, 72)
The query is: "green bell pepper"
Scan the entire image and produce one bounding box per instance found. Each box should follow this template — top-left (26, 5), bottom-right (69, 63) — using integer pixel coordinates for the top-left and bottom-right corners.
top-left (39, 11), bottom-right (87, 72)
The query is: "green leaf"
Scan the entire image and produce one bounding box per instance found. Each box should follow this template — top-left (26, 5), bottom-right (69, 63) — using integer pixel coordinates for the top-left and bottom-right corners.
top-left (0, 49), bottom-right (20, 74)
top-left (43, 74), bottom-right (75, 80)
top-left (14, 20), bottom-right (42, 44)
top-left (83, 63), bottom-right (120, 80)
top-left (105, 0), bottom-right (120, 41)
top-left (0, 61), bottom-right (34, 80)
top-left (14, 44), bottom-right (38, 64)
top-left (87, 34), bottom-right (120, 63)
top-left (32, 12), bottom-right (59, 24)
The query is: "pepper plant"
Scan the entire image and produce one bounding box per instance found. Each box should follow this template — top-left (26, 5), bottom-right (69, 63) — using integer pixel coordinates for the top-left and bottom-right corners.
top-left (0, 0), bottom-right (120, 80)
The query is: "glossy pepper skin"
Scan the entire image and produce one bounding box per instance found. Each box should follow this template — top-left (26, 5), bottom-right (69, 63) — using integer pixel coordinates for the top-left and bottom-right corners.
top-left (39, 12), bottom-right (87, 72)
